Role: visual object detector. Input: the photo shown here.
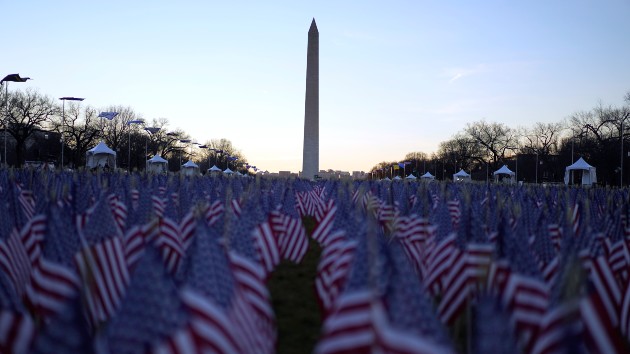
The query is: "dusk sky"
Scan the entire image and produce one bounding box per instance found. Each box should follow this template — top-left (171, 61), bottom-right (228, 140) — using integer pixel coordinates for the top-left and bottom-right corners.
top-left (2, 1), bottom-right (629, 173)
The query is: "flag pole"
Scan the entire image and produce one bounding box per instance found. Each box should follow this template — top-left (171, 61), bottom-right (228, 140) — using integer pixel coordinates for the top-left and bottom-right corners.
top-left (3, 82), bottom-right (7, 167)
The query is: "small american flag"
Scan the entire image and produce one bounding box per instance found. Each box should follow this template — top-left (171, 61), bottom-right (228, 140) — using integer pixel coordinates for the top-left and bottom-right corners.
top-left (0, 311), bottom-right (36, 354)
top-left (74, 236), bottom-right (130, 324)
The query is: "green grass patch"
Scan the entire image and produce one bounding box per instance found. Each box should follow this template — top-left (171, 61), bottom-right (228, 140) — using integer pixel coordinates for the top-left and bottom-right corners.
top-left (268, 216), bottom-right (322, 354)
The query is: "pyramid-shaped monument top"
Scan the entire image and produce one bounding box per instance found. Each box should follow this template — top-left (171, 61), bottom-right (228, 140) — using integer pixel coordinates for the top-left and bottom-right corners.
top-left (309, 18), bottom-right (318, 33)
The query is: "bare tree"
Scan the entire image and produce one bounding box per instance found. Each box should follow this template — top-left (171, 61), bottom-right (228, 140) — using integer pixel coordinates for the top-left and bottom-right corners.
top-left (141, 118), bottom-right (187, 158)
top-left (369, 160), bottom-right (400, 179)
top-left (3, 89), bottom-right (56, 166)
top-left (464, 120), bottom-right (517, 168)
top-left (99, 106), bottom-right (144, 152)
top-left (403, 151), bottom-right (429, 175)
top-left (519, 122), bottom-right (563, 156)
top-left (49, 104), bottom-right (102, 167)
top-left (436, 133), bottom-right (482, 173)
top-left (201, 138), bottom-right (246, 171)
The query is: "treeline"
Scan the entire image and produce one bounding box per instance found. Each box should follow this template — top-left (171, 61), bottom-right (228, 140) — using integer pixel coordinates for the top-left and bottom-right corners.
top-left (0, 88), bottom-right (249, 172)
top-left (371, 91), bottom-right (630, 186)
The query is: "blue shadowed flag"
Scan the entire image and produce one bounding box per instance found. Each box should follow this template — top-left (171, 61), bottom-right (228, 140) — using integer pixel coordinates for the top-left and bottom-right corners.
top-left (384, 240), bottom-right (453, 349)
top-left (41, 202), bottom-right (80, 267)
top-left (81, 194), bottom-right (122, 244)
top-left (102, 245), bottom-right (189, 353)
top-left (31, 294), bottom-right (92, 354)
top-left (473, 295), bottom-right (519, 354)
top-left (181, 218), bottom-right (235, 310)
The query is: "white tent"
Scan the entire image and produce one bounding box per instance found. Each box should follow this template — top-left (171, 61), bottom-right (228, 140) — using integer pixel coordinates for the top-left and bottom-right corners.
top-left (493, 165), bottom-right (515, 184)
top-left (223, 168), bottom-right (234, 175)
top-left (181, 160), bottom-right (199, 176)
top-left (453, 169), bottom-right (471, 182)
top-left (564, 157), bottom-right (597, 186)
top-left (86, 141), bottom-right (116, 169)
top-left (207, 165), bottom-right (222, 175)
top-left (147, 155), bottom-right (168, 173)
top-left (420, 172), bottom-right (435, 180)
top-left (405, 174), bottom-right (417, 180)
top-left (393, 175), bottom-right (402, 181)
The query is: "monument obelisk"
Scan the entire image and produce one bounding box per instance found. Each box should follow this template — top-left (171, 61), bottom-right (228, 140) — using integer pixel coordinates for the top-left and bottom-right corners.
top-left (302, 18), bottom-right (319, 180)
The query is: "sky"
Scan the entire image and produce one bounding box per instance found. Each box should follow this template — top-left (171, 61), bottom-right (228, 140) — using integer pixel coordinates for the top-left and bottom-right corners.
top-left (2, 0), bottom-right (629, 173)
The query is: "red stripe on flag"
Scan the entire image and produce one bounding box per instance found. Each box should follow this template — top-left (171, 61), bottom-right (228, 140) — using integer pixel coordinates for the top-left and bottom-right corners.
top-left (75, 237), bottom-right (130, 323)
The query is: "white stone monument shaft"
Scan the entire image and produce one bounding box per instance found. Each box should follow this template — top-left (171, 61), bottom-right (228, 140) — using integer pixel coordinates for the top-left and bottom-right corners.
top-left (302, 19), bottom-right (319, 180)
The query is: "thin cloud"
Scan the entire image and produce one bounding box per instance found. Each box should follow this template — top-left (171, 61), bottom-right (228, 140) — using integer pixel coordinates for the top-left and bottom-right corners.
top-left (445, 64), bottom-right (488, 83)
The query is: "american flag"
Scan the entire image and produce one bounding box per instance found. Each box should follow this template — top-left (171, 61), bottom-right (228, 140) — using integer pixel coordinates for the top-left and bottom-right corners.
top-left (580, 291), bottom-right (626, 353)
top-left (311, 199), bottom-right (337, 244)
top-left (108, 193), bottom-right (128, 233)
top-left (229, 251), bottom-right (276, 350)
top-left (155, 216), bottom-right (185, 274)
top-left (0, 311), bottom-right (36, 354)
top-left (269, 210), bottom-right (309, 263)
top-left (423, 234), bottom-right (457, 295)
top-left (316, 237), bottom-right (356, 314)
top-left (473, 295), bottom-right (518, 354)
top-left (25, 256), bottom-right (80, 319)
top-left (204, 200), bottom-right (225, 227)
top-left (74, 236), bottom-right (130, 324)
top-left (0, 215), bottom-right (46, 297)
top-left (159, 288), bottom-right (242, 354)
top-left (30, 291), bottom-right (94, 353)
top-left (105, 245), bottom-right (189, 353)
top-left (181, 217), bottom-right (235, 308)
top-left (1, 169), bottom-right (630, 353)
top-left (253, 221), bottom-right (280, 276)
top-left (382, 240), bottom-right (453, 351)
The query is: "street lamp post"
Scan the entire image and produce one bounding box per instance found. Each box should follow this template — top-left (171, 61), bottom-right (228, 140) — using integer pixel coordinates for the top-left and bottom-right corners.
top-left (144, 127), bottom-right (160, 171)
top-left (1, 74), bottom-right (31, 167)
top-left (166, 131), bottom-right (179, 172)
top-left (515, 153), bottom-right (518, 184)
top-left (127, 119), bottom-right (144, 171)
top-left (198, 145), bottom-right (208, 171)
top-left (179, 139), bottom-right (191, 169)
top-left (59, 97), bottom-right (85, 170)
top-left (534, 136), bottom-right (539, 184)
top-left (621, 114), bottom-right (629, 187)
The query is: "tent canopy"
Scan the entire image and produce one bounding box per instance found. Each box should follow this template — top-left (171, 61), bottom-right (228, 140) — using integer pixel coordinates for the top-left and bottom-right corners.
top-left (208, 165), bottom-right (222, 172)
top-left (493, 164), bottom-right (515, 184)
top-left (405, 174), bottom-right (417, 180)
top-left (182, 160), bottom-right (198, 168)
top-left (453, 169), bottom-right (470, 177)
top-left (87, 141), bottom-right (116, 156)
top-left (147, 155), bottom-right (168, 173)
top-left (148, 155), bottom-right (167, 164)
top-left (420, 172), bottom-right (435, 179)
top-left (86, 141), bottom-right (116, 169)
top-left (181, 160), bottom-right (199, 176)
top-left (223, 168), bottom-right (234, 174)
top-left (453, 169), bottom-right (471, 182)
top-left (493, 165), bottom-right (514, 176)
top-left (564, 157), bottom-right (597, 185)
top-left (566, 157), bottom-right (593, 171)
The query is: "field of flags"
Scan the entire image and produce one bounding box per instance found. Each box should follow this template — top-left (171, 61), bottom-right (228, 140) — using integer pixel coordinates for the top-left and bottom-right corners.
top-left (1, 169), bottom-right (630, 353)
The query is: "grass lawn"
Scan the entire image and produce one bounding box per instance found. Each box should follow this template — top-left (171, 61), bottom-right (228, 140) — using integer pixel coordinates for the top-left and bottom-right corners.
top-left (268, 217), bottom-right (322, 354)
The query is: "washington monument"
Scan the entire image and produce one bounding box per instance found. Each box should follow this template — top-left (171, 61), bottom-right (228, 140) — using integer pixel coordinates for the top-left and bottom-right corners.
top-left (302, 19), bottom-right (319, 180)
